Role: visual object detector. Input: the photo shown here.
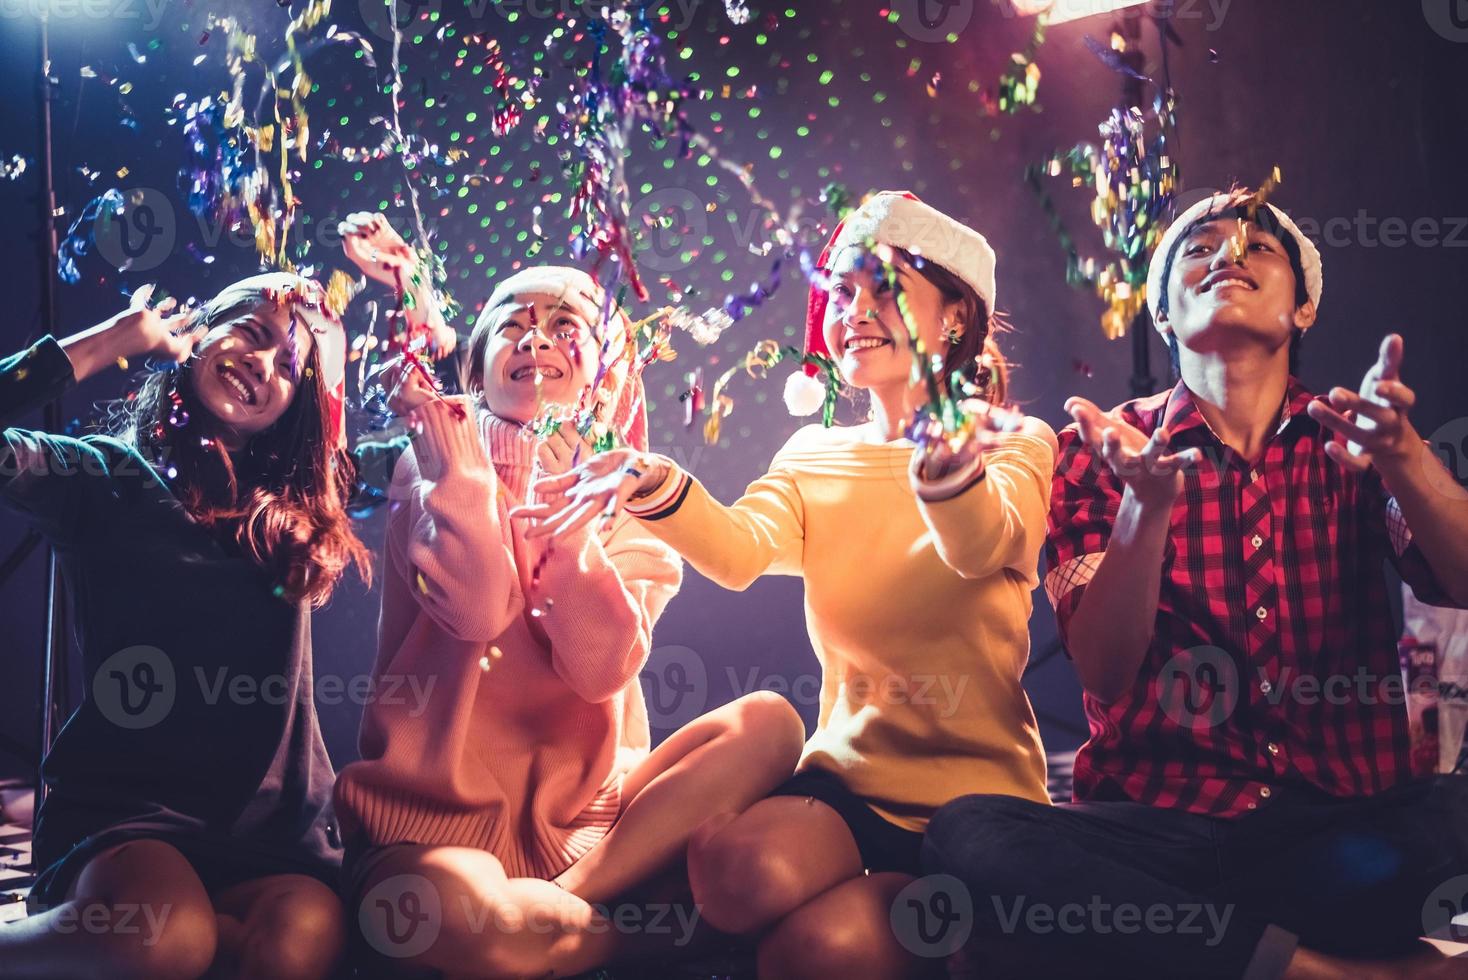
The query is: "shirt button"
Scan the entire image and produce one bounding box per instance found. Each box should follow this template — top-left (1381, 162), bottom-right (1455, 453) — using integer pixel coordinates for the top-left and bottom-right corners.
top-left (1255, 606), bottom-right (1268, 620)
top-left (1259, 786), bottom-right (1273, 799)
top-left (1250, 469), bottom-right (1260, 482)
top-left (1251, 534), bottom-right (1263, 549)
top-left (1259, 679), bottom-right (1274, 695)
top-left (1247, 801), bottom-right (1258, 810)
top-left (1266, 742), bottom-right (1281, 756)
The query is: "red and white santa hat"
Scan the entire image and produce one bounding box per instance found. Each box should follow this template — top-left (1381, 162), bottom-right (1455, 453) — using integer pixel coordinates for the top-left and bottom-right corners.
top-left (804, 190), bottom-right (997, 375)
top-left (1146, 190), bottom-right (1324, 331)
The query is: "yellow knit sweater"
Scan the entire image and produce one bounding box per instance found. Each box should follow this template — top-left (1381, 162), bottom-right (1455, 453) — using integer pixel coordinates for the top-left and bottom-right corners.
top-left (626, 422), bottom-right (1054, 831)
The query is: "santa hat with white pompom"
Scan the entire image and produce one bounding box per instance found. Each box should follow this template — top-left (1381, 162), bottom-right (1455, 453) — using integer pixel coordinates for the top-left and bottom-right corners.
top-left (788, 191), bottom-right (998, 417)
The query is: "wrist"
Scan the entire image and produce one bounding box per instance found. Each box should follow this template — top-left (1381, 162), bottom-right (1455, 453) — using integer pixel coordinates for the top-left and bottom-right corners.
top-left (1120, 482), bottom-right (1178, 522)
top-left (59, 320), bottom-right (128, 382)
top-left (913, 452), bottom-right (987, 502)
top-left (629, 455), bottom-right (672, 499)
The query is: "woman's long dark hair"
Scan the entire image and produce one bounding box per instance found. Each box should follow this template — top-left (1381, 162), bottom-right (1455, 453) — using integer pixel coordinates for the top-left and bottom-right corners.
top-left (115, 283), bottom-right (371, 608)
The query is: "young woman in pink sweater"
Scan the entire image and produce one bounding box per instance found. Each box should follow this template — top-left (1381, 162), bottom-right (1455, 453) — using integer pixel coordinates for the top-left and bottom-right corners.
top-left (331, 233), bottom-right (805, 978)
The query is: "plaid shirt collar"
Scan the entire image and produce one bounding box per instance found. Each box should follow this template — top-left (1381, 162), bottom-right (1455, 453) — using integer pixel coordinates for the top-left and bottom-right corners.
top-left (1159, 377), bottom-right (1319, 453)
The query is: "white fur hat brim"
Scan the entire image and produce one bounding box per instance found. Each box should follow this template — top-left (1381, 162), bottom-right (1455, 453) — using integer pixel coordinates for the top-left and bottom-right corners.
top-left (826, 192), bottom-right (997, 311)
top-left (1146, 193), bottom-right (1323, 330)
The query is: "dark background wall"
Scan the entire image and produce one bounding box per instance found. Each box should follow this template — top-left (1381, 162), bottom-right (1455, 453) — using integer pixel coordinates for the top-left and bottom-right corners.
top-left (1, 0), bottom-right (1465, 780)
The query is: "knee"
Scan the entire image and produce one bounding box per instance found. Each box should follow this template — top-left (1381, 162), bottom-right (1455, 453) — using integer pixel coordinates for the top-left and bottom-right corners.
top-left (758, 903), bottom-right (906, 980)
top-left (922, 794), bottom-right (1048, 882)
top-left (241, 881), bottom-right (345, 980)
top-left (96, 895), bottom-right (218, 980)
top-left (70, 840), bottom-right (218, 980)
top-left (727, 691), bottom-right (806, 769)
top-left (688, 819), bottom-right (806, 933)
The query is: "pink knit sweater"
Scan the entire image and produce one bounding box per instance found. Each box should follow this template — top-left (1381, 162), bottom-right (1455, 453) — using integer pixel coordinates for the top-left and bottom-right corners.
top-left (334, 397), bottom-right (683, 879)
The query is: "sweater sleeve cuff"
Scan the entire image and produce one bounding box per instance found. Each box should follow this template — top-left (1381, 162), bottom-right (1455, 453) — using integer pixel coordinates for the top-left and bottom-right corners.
top-left (408, 397), bottom-right (492, 481)
top-left (1, 336), bottom-right (76, 423)
top-left (912, 452), bottom-right (988, 503)
top-left (626, 462), bottom-right (691, 519)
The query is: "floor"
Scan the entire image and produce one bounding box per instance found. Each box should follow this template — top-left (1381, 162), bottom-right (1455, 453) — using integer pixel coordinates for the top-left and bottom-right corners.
top-left (5, 758), bottom-right (1463, 973)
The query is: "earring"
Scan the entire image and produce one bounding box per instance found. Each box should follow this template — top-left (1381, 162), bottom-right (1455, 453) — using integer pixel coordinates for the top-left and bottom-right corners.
top-left (943, 321), bottom-right (963, 344)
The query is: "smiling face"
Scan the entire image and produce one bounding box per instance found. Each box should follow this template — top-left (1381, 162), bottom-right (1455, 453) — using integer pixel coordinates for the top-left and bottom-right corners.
top-left (1156, 215), bottom-right (1316, 357)
top-left (822, 245), bottom-right (959, 394)
top-left (189, 297), bottom-right (317, 446)
top-left (476, 291), bottom-right (602, 424)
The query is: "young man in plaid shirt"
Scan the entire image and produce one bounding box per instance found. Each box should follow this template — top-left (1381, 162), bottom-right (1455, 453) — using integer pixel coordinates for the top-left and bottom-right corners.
top-left (924, 189), bottom-right (1468, 979)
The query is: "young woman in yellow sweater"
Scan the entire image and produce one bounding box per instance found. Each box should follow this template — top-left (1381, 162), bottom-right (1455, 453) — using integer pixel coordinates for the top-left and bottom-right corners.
top-left (517, 191), bottom-right (1057, 978)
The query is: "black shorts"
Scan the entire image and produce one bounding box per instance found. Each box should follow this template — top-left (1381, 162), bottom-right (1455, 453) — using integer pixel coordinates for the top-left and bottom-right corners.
top-left (770, 768), bottom-right (925, 876)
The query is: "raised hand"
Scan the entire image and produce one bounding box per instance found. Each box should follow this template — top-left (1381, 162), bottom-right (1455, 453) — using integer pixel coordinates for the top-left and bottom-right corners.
top-left (1066, 396), bottom-right (1201, 508)
top-left (339, 211), bottom-right (457, 360)
top-left (339, 212), bottom-right (418, 288)
top-left (60, 284), bottom-right (197, 382)
top-left (909, 398), bottom-right (1011, 500)
top-left (1306, 333), bottom-right (1418, 472)
top-left (511, 447), bottom-right (660, 540)
top-left (536, 422), bottom-right (599, 477)
top-left (377, 355), bottom-right (439, 417)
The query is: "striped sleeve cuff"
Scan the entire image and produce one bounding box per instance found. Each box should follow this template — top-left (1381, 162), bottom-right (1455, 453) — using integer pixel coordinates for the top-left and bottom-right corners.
top-left (626, 466), bottom-right (692, 520)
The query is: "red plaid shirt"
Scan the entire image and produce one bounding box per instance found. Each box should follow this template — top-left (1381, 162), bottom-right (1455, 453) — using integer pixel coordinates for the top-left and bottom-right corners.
top-left (1045, 379), bottom-right (1462, 818)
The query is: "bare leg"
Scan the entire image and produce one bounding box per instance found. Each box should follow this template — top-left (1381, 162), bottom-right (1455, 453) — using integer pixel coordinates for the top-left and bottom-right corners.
top-left (351, 843), bottom-right (621, 979)
top-left (1283, 943), bottom-right (1468, 980)
top-left (0, 839), bottom-right (218, 980)
top-left (686, 794), bottom-right (865, 935)
top-left (206, 874), bottom-right (345, 980)
top-left (554, 691), bottom-right (805, 906)
top-left (757, 872), bottom-right (938, 980)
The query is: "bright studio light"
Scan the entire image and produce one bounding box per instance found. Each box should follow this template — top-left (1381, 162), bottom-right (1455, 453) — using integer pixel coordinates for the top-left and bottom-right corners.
top-left (1012, 0), bottom-right (1152, 24)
